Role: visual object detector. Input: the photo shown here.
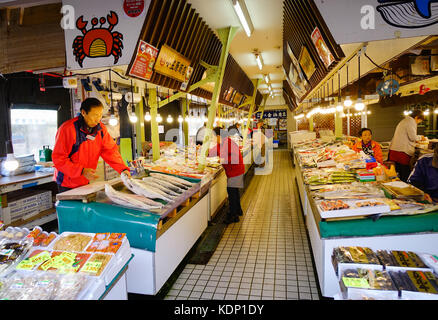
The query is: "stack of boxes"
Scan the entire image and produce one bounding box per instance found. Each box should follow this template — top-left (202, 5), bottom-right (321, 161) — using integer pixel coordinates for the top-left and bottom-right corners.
top-left (1, 190), bottom-right (52, 224)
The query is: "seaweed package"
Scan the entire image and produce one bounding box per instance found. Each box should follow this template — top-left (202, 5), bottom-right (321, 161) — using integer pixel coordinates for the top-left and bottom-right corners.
top-left (391, 251), bottom-right (417, 268)
top-left (377, 250), bottom-right (398, 267)
top-left (349, 247), bottom-right (378, 264)
top-left (407, 252), bottom-right (428, 269)
top-left (368, 269), bottom-right (397, 291)
top-left (389, 271), bottom-right (415, 293)
top-left (406, 271), bottom-right (438, 295)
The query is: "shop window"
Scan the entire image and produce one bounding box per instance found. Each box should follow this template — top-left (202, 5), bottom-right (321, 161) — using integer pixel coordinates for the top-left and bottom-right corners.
top-left (10, 106), bottom-right (58, 160)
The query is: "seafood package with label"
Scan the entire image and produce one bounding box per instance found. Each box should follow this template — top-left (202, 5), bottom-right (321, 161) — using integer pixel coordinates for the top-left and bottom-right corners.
top-left (332, 247), bottom-right (382, 276)
top-left (340, 268), bottom-right (398, 300)
top-left (376, 250), bottom-right (431, 272)
top-left (389, 270), bottom-right (438, 300)
top-left (317, 199), bottom-right (390, 219)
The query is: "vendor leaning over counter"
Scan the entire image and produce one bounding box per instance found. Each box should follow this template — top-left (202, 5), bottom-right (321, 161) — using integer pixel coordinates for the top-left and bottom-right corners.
top-left (388, 109), bottom-right (425, 182)
top-left (350, 128), bottom-right (383, 164)
top-left (52, 98), bottom-right (131, 193)
top-left (408, 145), bottom-right (438, 203)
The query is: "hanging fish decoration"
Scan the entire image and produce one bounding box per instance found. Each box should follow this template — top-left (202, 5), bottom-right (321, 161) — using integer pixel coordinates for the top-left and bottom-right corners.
top-left (377, 0), bottom-right (438, 28)
top-left (104, 184), bottom-right (163, 211)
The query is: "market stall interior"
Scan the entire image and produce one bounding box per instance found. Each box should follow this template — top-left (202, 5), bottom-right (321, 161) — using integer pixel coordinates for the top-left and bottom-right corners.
top-left (0, 0), bottom-right (438, 301)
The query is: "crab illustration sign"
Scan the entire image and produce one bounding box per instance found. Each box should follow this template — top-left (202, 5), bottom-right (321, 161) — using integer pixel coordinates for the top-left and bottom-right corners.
top-left (314, 0), bottom-right (438, 44)
top-left (63, 0), bottom-right (151, 70)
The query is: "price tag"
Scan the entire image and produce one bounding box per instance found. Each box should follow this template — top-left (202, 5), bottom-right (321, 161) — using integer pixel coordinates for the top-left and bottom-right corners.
top-left (39, 259), bottom-right (54, 271)
top-left (29, 251), bottom-right (51, 265)
top-left (16, 260), bottom-right (35, 271)
top-left (342, 277), bottom-right (370, 289)
top-left (81, 261), bottom-right (102, 274)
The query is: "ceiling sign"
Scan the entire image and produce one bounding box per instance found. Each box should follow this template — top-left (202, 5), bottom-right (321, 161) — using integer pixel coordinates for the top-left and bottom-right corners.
top-left (314, 0), bottom-right (438, 44)
top-left (311, 27), bottom-right (335, 69)
top-left (63, 0), bottom-right (150, 70)
top-left (298, 46), bottom-right (316, 80)
top-left (128, 40), bottom-right (158, 81)
top-left (154, 45), bottom-right (191, 82)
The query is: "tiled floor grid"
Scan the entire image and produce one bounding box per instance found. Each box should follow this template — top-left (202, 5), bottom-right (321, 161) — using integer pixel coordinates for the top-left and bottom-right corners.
top-left (165, 150), bottom-right (320, 300)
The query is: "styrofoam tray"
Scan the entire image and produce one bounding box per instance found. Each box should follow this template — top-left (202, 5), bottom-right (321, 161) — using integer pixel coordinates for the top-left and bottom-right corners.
top-left (317, 200), bottom-right (391, 219)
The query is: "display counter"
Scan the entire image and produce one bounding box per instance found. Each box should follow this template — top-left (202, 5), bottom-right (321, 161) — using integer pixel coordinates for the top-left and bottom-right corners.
top-left (56, 168), bottom-right (229, 296)
top-left (293, 152), bottom-right (438, 298)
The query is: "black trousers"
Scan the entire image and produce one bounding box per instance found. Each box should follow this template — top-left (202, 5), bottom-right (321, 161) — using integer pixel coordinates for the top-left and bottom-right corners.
top-left (227, 187), bottom-right (243, 218)
top-left (394, 162), bottom-right (411, 182)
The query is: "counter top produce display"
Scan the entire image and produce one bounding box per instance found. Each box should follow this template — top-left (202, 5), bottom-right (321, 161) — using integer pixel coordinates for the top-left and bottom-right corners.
top-left (0, 228), bottom-right (132, 300)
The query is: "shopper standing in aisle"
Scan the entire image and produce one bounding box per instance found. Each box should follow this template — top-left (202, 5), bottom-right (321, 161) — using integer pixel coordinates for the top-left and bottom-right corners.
top-left (388, 109), bottom-right (425, 182)
top-left (52, 98), bottom-right (131, 193)
top-left (228, 122), bottom-right (243, 139)
top-left (253, 120), bottom-right (267, 168)
top-left (209, 127), bottom-right (245, 224)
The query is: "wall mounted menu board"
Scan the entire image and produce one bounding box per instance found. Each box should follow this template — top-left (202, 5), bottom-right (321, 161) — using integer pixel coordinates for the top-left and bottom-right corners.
top-left (154, 45), bottom-right (191, 82)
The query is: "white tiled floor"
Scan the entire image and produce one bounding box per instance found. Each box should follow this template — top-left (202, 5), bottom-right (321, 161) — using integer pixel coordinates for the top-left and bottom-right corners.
top-left (165, 150), bottom-right (320, 300)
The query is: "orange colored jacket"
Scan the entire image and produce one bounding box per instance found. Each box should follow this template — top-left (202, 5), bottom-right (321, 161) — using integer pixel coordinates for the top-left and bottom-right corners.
top-left (351, 140), bottom-right (383, 164)
top-left (52, 115), bottom-right (128, 189)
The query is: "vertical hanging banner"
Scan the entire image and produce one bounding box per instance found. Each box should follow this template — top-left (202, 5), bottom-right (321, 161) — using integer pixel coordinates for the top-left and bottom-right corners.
top-left (128, 40), bottom-right (158, 81)
top-left (63, 0), bottom-right (151, 70)
top-left (314, 0), bottom-right (438, 44)
top-left (310, 27), bottom-right (335, 69)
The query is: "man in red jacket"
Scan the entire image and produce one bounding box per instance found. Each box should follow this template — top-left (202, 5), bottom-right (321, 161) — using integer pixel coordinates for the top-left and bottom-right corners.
top-left (53, 98), bottom-right (130, 192)
top-left (209, 127), bottom-right (245, 224)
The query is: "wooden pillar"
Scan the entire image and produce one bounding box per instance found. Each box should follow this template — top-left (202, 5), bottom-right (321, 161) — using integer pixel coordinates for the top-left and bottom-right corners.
top-left (148, 88), bottom-right (160, 161)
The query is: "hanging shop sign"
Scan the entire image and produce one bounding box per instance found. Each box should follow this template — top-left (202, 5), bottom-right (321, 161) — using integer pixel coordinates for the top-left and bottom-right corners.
top-left (128, 40), bottom-right (158, 81)
top-left (310, 27), bottom-right (335, 69)
top-left (298, 46), bottom-right (316, 80)
top-left (314, 0), bottom-right (438, 44)
top-left (180, 66), bottom-right (194, 91)
top-left (255, 109), bottom-right (287, 120)
top-left (233, 92), bottom-right (243, 105)
top-left (63, 0), bottom-right (150, 70)
top-left (285, 42), bottom-right (309, 101)
top-left (154, 45), bottom-right (191, 82)
top-left (224, 87), bottom-right (235, 102)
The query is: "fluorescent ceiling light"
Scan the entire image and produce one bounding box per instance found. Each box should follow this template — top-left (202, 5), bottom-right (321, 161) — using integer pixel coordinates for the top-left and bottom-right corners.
top-left (255, 54), bottom-right (263, 70)
top-left (232, 0), bottom-right (254, 37)
top-left (264, 74), bottom-right (270, 84)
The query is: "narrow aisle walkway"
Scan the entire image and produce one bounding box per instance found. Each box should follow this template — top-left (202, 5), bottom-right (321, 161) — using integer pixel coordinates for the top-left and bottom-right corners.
top-left (165, 150), bottom-right (319, 300)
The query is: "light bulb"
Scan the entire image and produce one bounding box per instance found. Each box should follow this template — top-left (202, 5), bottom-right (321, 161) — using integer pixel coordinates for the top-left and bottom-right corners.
top-left (344, 96), bottom-right (353, 107)
top-left (403, 111), bottom-right (409, 116)
top-left (178, 115), bottom-right (183, 123)
top-left (129, 114), bottom-right (138, 123)
top-left (156, 114), bottom-right (163, 123)
top-left (336, 104), bottom-right (344, 112)
top-left (144, 112), bottom-right (151, 121)
top-left (3, 154), bottom-right (19, 171)
top-left (435, 109), bottom-right (438, 114)
top-left (109, 114), bottom-right (118, 126)
top-left (354, 98), bottom-right (365, 111)
top-left (424, 109), bottom-right (430, 116)
top-left (167, 115), bottom-right (173, 123)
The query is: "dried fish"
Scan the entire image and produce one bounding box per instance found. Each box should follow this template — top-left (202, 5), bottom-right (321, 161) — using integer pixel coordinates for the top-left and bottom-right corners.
top-left (146, 177), bottom-right (185, 193)
top-left (150, 172), bottom-right (194, 188)
top-left (141, 178), bottom-right (180, 196)
top-left (104, 184), bottom-right (163, 211)
top-left (121, 173), bottom-right (174, 202)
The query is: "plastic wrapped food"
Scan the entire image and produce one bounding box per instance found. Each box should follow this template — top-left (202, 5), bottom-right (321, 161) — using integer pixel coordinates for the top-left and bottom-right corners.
top-left (41, 232), bottom-right (57, 247)
top-left (52, 274), bottom-right (89, 300)
top-left (80, 253), bottom-right (112, 276)
top-left (417, 253), bottom-right (438, 274)
top-left (86, 233), bottom-right (125, 254)
top-left (38, 251), bottom-right (90, 273)
top-left (33, 232), bottom-right (48, 247)
top-left (53, 234), bottom-right (92, 252)
top-left (0, 242), bottom-right (32, 275)
top-left (377, 250), bottom-right (428, 269)
top-left (390, 270), bottom-right (438, 295)
top-left (333, 247), bottom-right (380, 265)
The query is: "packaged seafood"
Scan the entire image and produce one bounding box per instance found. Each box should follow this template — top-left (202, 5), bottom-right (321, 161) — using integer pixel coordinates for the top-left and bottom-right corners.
top-left (377, 250), bottom-right (431, 272)
top-left (340, 268), bottom-right (398, 300)
top-left (53, 234), bottom-right (92, 252)
top-left (317, 199), bottom-right (390, 219)
top-left (332, 247), bottom-right (382, 277)
top-left (390, 270), bottom-right (438, 300)
top-left (417, 253), bottom-right (438, 274)
top-left (80, 253), bottom-right (112, 277)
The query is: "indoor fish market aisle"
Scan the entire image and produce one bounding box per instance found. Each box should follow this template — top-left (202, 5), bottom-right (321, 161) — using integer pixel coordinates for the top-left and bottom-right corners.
top-left (165, 150), bottom-right (320, 300)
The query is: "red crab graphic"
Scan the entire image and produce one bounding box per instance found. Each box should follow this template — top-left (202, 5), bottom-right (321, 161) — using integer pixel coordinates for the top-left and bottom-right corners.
top-left (72, 11), bottom-right (124, 67)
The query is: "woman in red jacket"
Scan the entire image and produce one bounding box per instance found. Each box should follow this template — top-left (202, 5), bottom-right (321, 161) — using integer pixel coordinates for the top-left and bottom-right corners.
top-left (52, 98), bottom-right (130, 192)
top-left (209, 127), bottom-right (245, 224)
top-left (351, 128), bottom-right (383, 164)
